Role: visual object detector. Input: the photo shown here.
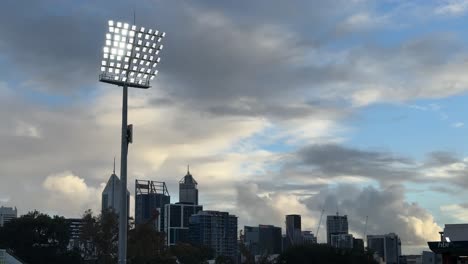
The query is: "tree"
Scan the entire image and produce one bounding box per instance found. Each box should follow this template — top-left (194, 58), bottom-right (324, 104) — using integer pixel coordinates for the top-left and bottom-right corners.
top-left (215, 255), bottom-right (234, 264)
top-left (127, 223), bottom-right (175, 264)
top-left (80, 209), bottom-right (119, 264)
top-left (238, 230), bottom-right (255, 264)
top-left (0, 211), bottom-right (82, 264)
top-left (276, 244), bottom-right (378, 264)
top-left (170, 243), bottom-right (213, 264)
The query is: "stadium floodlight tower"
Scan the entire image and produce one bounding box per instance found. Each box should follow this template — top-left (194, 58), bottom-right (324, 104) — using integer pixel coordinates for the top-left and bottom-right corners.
top-left (98, 20), bottom-right (165, 264)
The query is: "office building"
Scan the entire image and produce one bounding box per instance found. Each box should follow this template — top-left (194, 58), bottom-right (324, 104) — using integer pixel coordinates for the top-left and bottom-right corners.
top-left (422, 251), bottom-right (441, 264)
top-left (101, 164), bottom-right (130, 214)
top-left (367, 233), bottom-right (401, 264)
top-left (67, 218), bottom-right (84, 249)
top-left (330, 234), bottom-right (354, 249)
top-left (244, 225), bottom-right (282, 255)
top-left (353, 238), bottom-right (365, 252)
top-left (285, 214), bottom-right (302, 246)
top-left (164, 203), bottom-right (203, 246)
top-left (326, 213), bottom-right (348, 244)
top-left (135, 180), bottom-right (170, 231)
top-left (301, 231), bottom-right (317, 244)
top-left (189, 211), bottom-right (238, 261)
top-left (179, 166), bottom-right (198, 205)
top-left (0, 206), bottom-right (17, 227)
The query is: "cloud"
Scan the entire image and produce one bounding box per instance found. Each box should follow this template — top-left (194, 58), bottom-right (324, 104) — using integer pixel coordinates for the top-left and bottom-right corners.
top-left (337, 12), bottom-right (390, 35)
top-left (440, 204), bottom-right (468, 221)
top-left (435, 0), bottom-right (468, 16)
top-left (452, 122), bottom-right (464, 128)
top-left (287, 144), bottom-right (416, 184)
top-left (235, 183), bottom-right (318, 232)
top-left (15, 121), bottom-right (41, 138)
top-left (42, 171), bottom-right (104, 216)
top-left (304, 184), bottom-right (441, 246)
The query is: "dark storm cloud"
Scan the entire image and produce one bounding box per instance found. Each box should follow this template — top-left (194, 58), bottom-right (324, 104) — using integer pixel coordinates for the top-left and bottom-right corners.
top-left (290, 144), bottom-right (417, 183)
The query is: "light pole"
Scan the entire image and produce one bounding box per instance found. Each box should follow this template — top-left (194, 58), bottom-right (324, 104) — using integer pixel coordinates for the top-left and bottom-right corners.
top-left (98, 20), bottom-right (165, 264)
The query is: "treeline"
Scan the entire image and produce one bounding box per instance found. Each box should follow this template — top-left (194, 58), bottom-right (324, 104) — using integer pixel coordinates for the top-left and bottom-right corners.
top-left (0, 210), bottom-right (377, 264)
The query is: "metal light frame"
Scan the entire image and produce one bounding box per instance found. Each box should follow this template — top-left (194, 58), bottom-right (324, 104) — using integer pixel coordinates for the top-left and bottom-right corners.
top-left (100, 20), bottom-right (165, 88)
top-left (99, 20), bottom-right (165, 264)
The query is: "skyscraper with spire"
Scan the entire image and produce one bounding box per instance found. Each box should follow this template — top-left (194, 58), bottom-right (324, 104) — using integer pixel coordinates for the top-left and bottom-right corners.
top-left (179, 165), bottom-right (198, 205)
top-left (102, 158), bottom-right (130, 214)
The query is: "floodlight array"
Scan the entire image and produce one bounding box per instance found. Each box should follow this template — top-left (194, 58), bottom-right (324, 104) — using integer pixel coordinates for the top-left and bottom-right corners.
top-left (99, 20), bottom-right (165, 88)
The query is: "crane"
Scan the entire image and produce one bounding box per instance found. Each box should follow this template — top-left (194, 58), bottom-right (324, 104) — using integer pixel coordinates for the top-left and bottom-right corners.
top-left (316, 208), bottom-right (325, 241)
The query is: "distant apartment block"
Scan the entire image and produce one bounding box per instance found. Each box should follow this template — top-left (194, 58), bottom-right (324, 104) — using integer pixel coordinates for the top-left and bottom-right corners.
top-left (330, 233), bottom-right (354, 249)
top-left (0, 206), bottom-right (17, 227)
top-left (326, 213), bottom-right (349, 244)
top-left (189, 210), bottom-right (238, 261)
top-left (367, 233), bottom-right (401, 264)
top-left (244, 225), bottom-right (282, 255)
top-left (301, 231), bottom-right (317, 244)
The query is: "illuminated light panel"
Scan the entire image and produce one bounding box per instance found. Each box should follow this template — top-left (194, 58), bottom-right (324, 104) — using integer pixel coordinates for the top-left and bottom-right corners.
top-left (100, 20), bottom-right (166, 88)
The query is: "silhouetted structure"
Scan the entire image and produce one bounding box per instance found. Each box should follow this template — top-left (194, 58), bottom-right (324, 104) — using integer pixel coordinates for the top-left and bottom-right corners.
top-left (330, 234), bottom-right (354, 249)
top-left (66, 218), bottom-right (84, 250)
top-left (179, 166), bottom-right (198, 205)
top-left (428, 224), bottom-right (468, 264)
top-left (189, 210), bottom-right (238, 262)
top-left (367, 233), bottom-right (401, 264)
top-left (326, 213), bottom-right (348, 244)
top-left (286, 214), bottom-right (302, 246)
top-left (102, 161), bottom-right (130, 214)
top-left (244, 225), bottom-right (282, 255)
top-left (164, 202), bottom-right (203, 246)
top-left (353, 238), bottom-right (365, 252)
top-left (0, 206), bottom-right (17, 227)
top-left (135, 180), bottom-right (170, 231)
top-left (302, 231), bottom-right (317, 244)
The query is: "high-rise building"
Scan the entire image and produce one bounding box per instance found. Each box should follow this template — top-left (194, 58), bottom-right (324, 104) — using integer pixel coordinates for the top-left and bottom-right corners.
top-left (367, 233), bottom-right (402, 264)
top-left (135, 180), bottom-right (170, 231)
top-left (101, 163), bottom-right (130, 215)
top-left (179, 166), bottom-right (198, 205)
top-left (285, 214), bottom-right (302, 246)
top-left (164, 203), bottom-right (203, 246)
top-left (326, 213), bottom-right (348, 244)
top-left (189, 210), bottom-right (238, 261)
top-left (0, 206), bottom-right (17, 227)
top-left (244, 225), bottom-right (282, 255)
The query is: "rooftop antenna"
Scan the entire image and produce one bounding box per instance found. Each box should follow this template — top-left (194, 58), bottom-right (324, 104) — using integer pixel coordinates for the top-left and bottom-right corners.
top-left (187, 164), bottom-right (190, 174)
top-left (113, 156), bottom-right (116, 174)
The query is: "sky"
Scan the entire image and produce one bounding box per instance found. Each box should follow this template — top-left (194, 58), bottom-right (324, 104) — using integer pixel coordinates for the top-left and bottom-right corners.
top-left (3, 0), bottom-right (468, 254)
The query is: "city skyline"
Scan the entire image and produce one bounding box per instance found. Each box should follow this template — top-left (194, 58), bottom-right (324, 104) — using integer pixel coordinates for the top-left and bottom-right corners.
top-left (3, 0), bottom-right (468, 256)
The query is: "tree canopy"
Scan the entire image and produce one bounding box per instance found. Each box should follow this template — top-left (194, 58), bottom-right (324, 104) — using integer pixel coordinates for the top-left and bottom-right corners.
top-left (0, 211), bottom-right (81, 264)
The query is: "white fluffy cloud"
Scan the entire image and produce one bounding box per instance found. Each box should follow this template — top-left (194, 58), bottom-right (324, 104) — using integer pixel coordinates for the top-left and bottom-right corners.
top-left (42, 171), bottom-right (104, 217)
